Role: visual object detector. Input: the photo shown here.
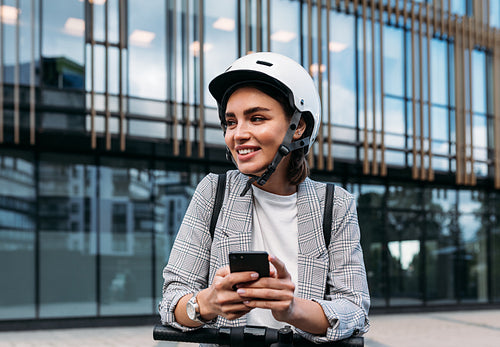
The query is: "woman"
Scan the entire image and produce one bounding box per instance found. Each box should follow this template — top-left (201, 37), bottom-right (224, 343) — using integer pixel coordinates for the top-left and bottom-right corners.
top-left (159, 52), bottom-right (370, 343)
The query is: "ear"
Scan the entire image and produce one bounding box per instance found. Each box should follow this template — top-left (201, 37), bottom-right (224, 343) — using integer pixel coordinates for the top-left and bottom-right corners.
top-left (292, 118), bottom-right (307, 140)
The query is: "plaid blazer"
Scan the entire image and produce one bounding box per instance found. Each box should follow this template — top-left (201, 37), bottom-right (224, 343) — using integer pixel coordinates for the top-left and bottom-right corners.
top-left (159, 170), bottom-right (370, 342)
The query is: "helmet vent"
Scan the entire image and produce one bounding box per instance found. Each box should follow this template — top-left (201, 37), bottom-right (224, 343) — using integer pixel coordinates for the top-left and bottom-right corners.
top-left (256, 60), bottom-right (273, 67)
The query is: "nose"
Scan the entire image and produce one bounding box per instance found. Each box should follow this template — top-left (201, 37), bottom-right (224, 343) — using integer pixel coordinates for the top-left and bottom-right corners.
top-left (233, 121), bottom-right (250, 143)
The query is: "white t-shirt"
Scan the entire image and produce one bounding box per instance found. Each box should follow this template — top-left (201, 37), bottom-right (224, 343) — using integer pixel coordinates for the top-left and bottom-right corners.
top-left (246, 185), bottom-right (298, 329)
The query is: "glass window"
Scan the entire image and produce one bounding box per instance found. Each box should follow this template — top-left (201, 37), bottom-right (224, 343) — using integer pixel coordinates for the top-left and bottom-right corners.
top-left (38, 154), bottom-right (97, 318)
top-left (491, 0), bottom-right (500, 28)
top-left (204, 0), bottom-right (238, 111)
top-left (0, 150), bottom-right (36, 319)
top-left (99, 158), bottom-right (153, 315)
top-left (42, 0), bottom-right (85, 87)
top-left (387, 212), bottom-right (422, 306)
top-left (330, 12), bottom-right (356, 128)
top-left (152, 165), bottom-right (194, 305)
top-left (128, 0), bottom-right (166, 100)
top-left (430, 39), bottom-right (448, 106)
top-left (458, 214), bottom-right (488, 303)
top-left (384, 26), bottom-right (404, 98)
top-left (271, 0), bottom-right (300, 61)
top-left (425, 212), bottom-right (457, 305)
top-left (472, 51), bottom-right (486, 114)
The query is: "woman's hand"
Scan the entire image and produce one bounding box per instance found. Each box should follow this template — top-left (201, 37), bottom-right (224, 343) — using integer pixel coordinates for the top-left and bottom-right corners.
top-left (235, 255), bottom-right (329, 335)
top-left (235, 255), bottom-right (296, 322)
top-left (197, 266), bottom-right (260, 321)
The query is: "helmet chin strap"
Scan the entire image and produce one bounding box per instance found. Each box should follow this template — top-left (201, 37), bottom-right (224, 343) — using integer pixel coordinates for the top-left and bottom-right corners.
top-left (238, 109), bottom-right (309, 197)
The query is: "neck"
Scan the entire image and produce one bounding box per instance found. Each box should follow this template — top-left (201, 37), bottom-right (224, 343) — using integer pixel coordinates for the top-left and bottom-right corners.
top-left (252, 157), bottom-right (296, 196)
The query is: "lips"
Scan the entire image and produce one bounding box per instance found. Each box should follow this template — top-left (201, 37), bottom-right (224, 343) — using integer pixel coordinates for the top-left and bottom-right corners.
top-left (238, 148), bottom-right (256, 155)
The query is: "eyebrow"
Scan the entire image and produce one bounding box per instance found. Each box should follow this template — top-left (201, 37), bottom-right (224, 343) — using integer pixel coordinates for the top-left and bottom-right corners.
top-left (225, 106), bottom-right (271, 118)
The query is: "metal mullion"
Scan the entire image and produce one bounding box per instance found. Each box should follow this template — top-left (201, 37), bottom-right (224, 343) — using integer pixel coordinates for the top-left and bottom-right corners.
top-left (380, 0), bottom-right (386, 176)
top-left (411, 1), bottom-right (418, 180)
top-left (317, 0), bottom-right (324, 170)
top-left (14, 0), bottom-right (20, 144)
top-left (0, 0), bottom-right (3, 143)
top-left (419, 4), bottom-right (425, 180)
top-left (172, 0), bottom-right (179, 156)
top-left (198, 0), bottom-right (205, 158)
top-left (326, 0), bottom-right (333, 171)
top-left (468, 17), bottom-right (475, 185)
top-left (427, 3), bottom-right (434, 181)
top-left (370, 0), bottom-right (377, 175)
top-left (105, 0), bottom-right (111, 150)
top-left (362, 0), bottom-right (369, 175)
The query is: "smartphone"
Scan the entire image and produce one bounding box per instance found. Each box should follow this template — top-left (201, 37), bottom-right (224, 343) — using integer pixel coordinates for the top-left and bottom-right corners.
top-left (229, 251), bottom-right (270, 278)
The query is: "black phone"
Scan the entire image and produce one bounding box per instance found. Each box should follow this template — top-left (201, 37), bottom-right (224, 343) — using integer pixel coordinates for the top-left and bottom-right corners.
top-left (229, 251), bottom-right (270, 278)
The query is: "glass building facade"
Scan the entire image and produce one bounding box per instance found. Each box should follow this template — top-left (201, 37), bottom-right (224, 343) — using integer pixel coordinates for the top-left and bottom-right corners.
top-left (1, 0), bottom-right (500, 326)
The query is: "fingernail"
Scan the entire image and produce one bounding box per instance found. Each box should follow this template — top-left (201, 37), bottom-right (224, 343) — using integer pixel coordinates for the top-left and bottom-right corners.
top-left (237, 289), bottom-right (245, 294)
top-left (250, 273), bottom-right (259, 279)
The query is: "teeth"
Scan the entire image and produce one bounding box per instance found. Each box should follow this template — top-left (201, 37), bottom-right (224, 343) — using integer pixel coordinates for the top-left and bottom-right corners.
top-left (238, 148), bottom-right (255, 155)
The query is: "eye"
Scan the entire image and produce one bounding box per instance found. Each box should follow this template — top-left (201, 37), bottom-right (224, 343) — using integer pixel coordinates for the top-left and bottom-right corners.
top-left (225, 118), bottom-right (236, 127)
top-left (251, 115), bottom-right (265, 122)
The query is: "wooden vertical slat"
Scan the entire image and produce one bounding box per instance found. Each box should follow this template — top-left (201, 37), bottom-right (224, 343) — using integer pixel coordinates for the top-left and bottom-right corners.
top-left (468, 17), bottom-right (476, 185)
top-left (267, 0), bottom-right (270, 51)
top-left (185, 0), bottom-right (191, 157)
top-left (90, 1), bottom-right (96, 149)
top-left (370, 0), bottom-right (378, 175)
top-left (411, 1), bottom-right (418, 179)
top-left (256, 0), bottom-right (262, 52)
top-left (326, 0), bottom-right (333, 171)
top-left (30, 0), bottom-right (35, 145)
top-left (462, 17), bottom-right (468, 185)
top-left (14, 0), bottom-right (19, 144)
top-left (418, 4), bottom-right (426, 180)
top-left (352, 0), bottom-right (358, 16)
top-left (395, 0), bottom-right (400, 26)
top-left (494, 30), bottom-right (500, 189)
top-left (454, 18), bottom-right (464, 185)
top-left (119, 0), bottom-right (126, 151)
top-left (172, 0), bottom-right (179, 156)
top-left (362, 0), bottom-right (369, 175)
top-left (307, 0), bottom-right (314, 168)
top-left (245, 0), bottom-right (250, 53)
top-left (0, 0), bottom-right (3, 143)
top-left (198, 0), bottom-right (205, 158)
top-left (387, 0), bottom-right (392, 26)
top-left (317, 0), bottom-right (324, 170)
top-left (380, 0), bottom-right (386, 176)
top-left (105, 0), bottom-right (111, 150)
top-left (427, 3), bottom-right (434, 181)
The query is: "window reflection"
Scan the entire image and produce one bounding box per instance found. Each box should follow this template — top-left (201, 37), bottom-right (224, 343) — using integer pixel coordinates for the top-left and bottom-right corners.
top-left (38, 154), bottom-right (97, 318)
top-left (0, 151), bottom-right (36, 319)
top-left (271, 0), bottom-right (300, 61)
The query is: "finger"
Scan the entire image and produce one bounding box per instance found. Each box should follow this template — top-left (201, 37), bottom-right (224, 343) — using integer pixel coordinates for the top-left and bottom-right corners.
top-left (237, 286), bottom-right (294, 301)
top-left (228, 271), bottom-right (259, 288)
top-left (215, 266), bottom-right (230, 277)
top-left (268, 255), bottom-right (290, 279)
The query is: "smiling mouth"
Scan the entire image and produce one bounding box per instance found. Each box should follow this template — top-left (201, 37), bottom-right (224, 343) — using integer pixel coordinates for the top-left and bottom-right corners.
top-left (238, 148), bottom-right (257, 155)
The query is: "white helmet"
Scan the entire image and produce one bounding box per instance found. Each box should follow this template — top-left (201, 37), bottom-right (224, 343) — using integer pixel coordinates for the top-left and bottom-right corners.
top-left (209, 52), bottom-right (321, 195)
top-left (209, 52), bottom-right (321, 153)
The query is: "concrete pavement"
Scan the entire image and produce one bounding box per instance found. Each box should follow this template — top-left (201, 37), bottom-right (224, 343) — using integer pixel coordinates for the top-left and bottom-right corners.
top-left (0, 310), bottom-right (499, 347)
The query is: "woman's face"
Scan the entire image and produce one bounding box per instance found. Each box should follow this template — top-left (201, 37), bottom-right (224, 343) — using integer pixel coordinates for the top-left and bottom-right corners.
top-left (224, 87), bottom-right (289, 177)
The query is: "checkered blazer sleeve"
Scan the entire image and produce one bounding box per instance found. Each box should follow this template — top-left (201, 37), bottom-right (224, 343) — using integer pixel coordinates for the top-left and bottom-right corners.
top-left (158, 173), bottom-right (218, 331)
top-left (298, 186), bottom-right (370, 342)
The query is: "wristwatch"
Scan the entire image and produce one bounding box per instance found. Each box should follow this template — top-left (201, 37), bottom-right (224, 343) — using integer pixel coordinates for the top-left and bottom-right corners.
top-left (186, 291), bottom-right (214, 324)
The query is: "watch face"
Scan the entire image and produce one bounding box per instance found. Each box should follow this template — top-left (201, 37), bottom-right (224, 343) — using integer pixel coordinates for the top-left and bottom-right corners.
top-left (186, 299), bottom-right (196, 320)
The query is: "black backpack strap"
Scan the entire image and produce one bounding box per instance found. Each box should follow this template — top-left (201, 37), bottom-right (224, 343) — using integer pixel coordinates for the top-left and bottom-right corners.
top-left (209, 173), bottom-right (226, 240)
top-left (323, 183), bottom-right (335, 248)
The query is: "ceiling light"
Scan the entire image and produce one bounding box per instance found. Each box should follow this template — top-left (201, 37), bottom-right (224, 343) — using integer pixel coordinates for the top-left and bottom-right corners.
top-left (329, 41), bottom-right (348, 52)
top-left (129, 29), bottom-right (156, 47)
top-left (78, 0), bottom-right (107, 5)
top-left (190, 41), bottom-right (213, 57)
top-left (63, 17), bottom-right (85, 37)
top-left (271, 30), bottom-right (296, 43)
top-left (309, 63), bottom-right (326, 76)
top-left (213, 17), bottom-right (235, 31)
top-left (0, 5), bottom-right (19, 25)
